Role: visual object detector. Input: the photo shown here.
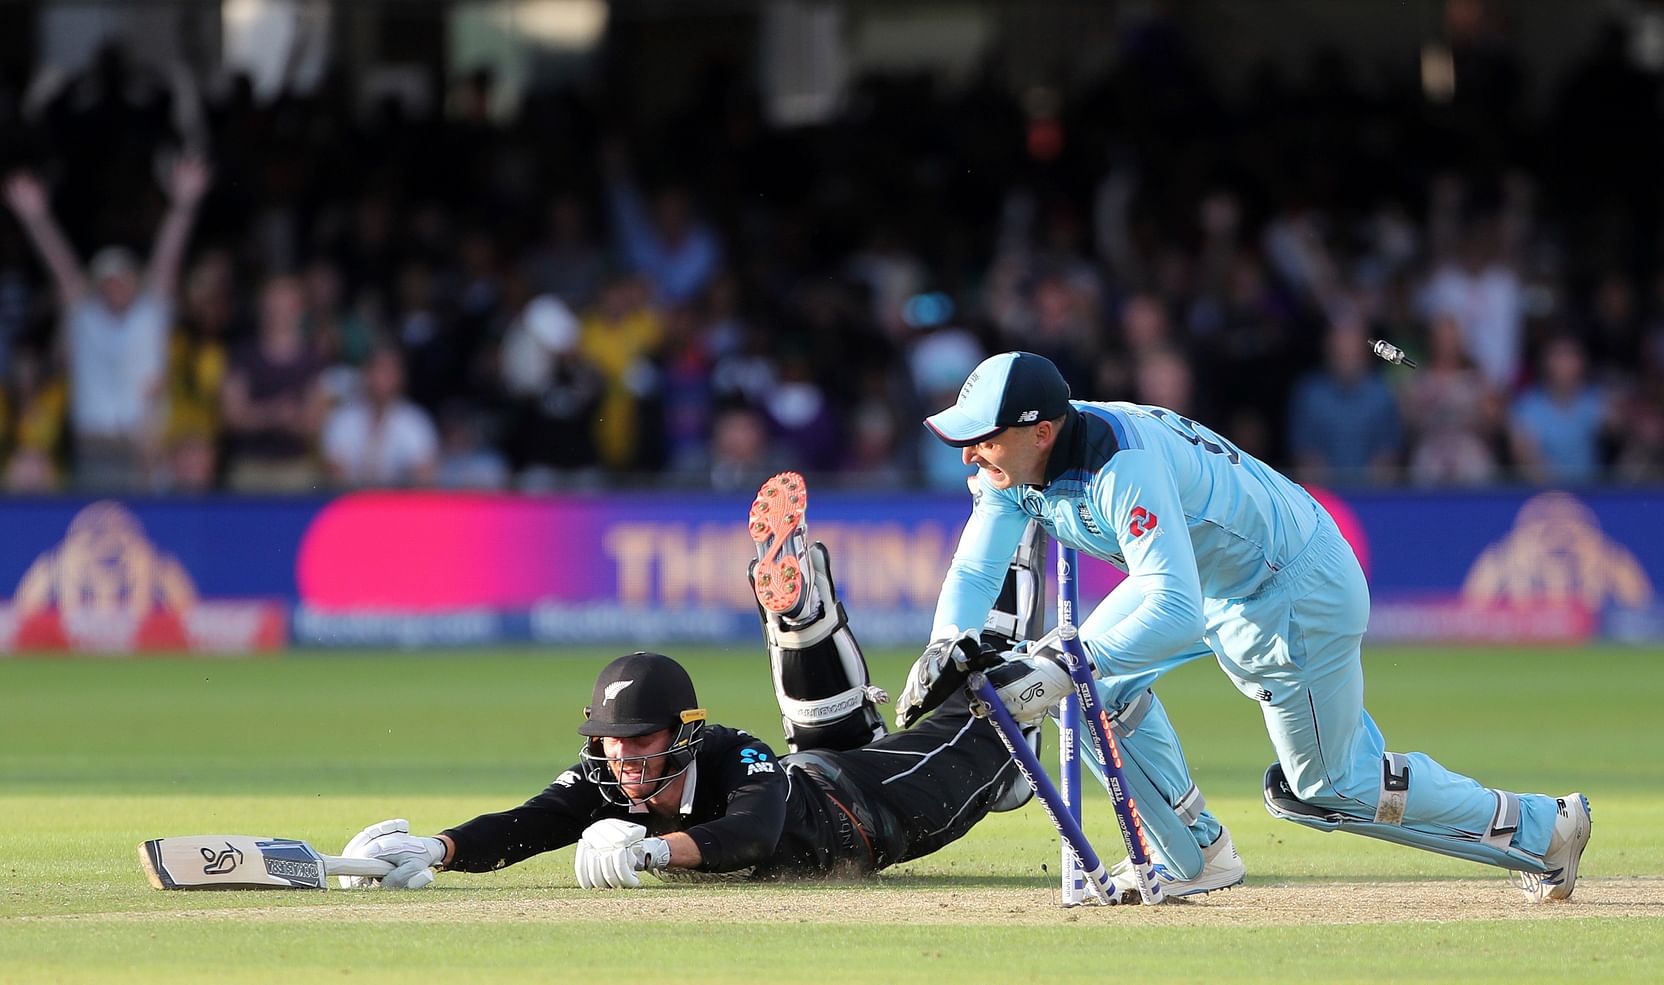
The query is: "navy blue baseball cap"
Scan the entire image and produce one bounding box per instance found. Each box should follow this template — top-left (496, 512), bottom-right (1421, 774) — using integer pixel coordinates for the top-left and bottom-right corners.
top-left (924, 351), bottom-right (1072, 447)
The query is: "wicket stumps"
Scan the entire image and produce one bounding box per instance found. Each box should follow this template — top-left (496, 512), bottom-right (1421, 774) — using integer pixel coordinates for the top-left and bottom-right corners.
top-left (1055, 546), bottom-right (1165, 906)
top-left (1059, 690), bottom-right (1086, 904)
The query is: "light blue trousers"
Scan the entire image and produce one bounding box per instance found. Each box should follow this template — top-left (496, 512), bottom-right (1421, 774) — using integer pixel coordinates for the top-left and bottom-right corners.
top-left (1203, 520), bottom-right (1556, 862)
top-left (1076, 518), bottom-right (1557, 874)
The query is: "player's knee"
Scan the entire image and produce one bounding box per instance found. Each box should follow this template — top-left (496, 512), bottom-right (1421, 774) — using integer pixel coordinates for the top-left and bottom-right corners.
top-left (1277, 751), bottom-right (1403, 813)
top-left (1276, 757), bottom-right (1347, 806)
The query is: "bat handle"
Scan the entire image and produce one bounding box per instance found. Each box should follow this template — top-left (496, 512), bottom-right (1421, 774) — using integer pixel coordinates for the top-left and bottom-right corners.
top-left (322, 856), bottom-right (398, 878)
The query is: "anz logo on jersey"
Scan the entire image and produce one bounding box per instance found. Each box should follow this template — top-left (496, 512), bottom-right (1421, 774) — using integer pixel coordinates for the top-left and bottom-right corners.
top-left (739, 748), bottom-right (775, 775)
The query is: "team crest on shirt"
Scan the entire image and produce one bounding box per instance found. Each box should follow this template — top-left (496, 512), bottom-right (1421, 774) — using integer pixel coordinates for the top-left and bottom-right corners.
top-left (553, 770), bottom-right (580, 787)
top-left (1076, 502), bottom-right (1103, 536)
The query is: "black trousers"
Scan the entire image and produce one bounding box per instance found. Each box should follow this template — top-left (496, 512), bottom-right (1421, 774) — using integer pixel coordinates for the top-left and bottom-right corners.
top-left (784, 695), bottom-right (1020, 872)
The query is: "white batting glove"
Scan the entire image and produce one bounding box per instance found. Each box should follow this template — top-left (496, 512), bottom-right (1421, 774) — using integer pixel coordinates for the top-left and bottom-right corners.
top-left (339, 819), bottom-right (400, 889)
top-left (338, 818), bottom-right (445, 890)
top-left (574, 819), bottom-right (671, 889)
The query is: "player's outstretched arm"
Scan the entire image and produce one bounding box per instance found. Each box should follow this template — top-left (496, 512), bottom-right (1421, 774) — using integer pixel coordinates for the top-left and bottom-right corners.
top-left (342, 765), bottom-right (603, 888)
top-left (676, 738), bottom-right (789, 874)
top-left (930, 485), bottom-right (1029, 644)
top-left (900, 482), bottom-right (1032, 729)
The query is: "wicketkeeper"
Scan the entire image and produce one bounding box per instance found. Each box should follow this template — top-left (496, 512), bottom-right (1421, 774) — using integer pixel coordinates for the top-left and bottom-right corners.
top-left (902, 350), bottom-right (1591, 902)
top-left (339, 473), bottom-right (1041, 888)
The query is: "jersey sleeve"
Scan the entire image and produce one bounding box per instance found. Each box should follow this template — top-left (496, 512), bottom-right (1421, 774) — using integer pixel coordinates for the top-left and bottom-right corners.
top-left (683, 738), bottom-right (788, 872)
top-left (440, 763), bottom-right (601, 872)
top-left (931, 480), bottom-right (1030, 640)
top-left (1082, 448), bottom-right (1206, 676)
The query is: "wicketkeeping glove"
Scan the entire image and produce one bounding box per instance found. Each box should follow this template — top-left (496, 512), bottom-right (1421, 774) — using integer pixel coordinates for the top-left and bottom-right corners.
top-left (574, 818), bottom-right (672, 889)
top-left (983, 638), bottom-right (1075, 724)
top-left (896, 630), bottom-right (996, 729)
top-left (338, 818), bottom-right (446, 889)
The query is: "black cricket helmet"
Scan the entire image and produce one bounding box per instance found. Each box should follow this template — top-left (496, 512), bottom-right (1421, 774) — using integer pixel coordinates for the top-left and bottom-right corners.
top-left (578, 652), bottom-right (707, 806)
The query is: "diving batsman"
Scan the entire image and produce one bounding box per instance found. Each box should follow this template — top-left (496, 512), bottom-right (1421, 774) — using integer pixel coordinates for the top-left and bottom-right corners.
top-left (336, 472), bottom-right (1059, 888)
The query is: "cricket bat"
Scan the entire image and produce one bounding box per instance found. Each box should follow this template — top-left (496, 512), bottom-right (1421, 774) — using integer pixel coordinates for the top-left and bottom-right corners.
top-left (139, 835), bottom-right (394, 890)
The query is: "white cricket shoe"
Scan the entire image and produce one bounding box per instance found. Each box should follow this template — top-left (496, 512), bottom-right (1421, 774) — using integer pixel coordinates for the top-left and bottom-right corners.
top-left (1512, 793), bottom-right (1591, 902)
top-left (1109, 828), bottom-right (1245, 903)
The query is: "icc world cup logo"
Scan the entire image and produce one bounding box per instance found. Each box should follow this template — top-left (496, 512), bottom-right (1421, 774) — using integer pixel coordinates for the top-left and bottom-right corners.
top-left (1462, 492), bottom-right (1653, 609)
top-left (12, 501), bottom-right (197, 647)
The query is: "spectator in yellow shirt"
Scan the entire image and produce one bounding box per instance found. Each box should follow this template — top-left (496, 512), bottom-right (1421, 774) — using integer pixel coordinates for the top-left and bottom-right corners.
top-left (580, 273), bottom-right (664, 472)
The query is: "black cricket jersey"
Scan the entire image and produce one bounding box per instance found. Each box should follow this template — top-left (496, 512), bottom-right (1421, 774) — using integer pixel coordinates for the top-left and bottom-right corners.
top-left (442, 706), bottom-right (1017, 881)
top-left (440, 724), bottom-right (867, 880)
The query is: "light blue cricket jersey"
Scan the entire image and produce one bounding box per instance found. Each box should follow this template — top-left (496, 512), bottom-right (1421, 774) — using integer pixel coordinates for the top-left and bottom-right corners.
top-left (933, 401), bottom-right (1325, 672)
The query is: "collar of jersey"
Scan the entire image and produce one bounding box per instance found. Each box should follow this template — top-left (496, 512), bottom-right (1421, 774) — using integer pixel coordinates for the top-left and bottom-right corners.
top-left (1035, 407), bottom-right (1084, 489)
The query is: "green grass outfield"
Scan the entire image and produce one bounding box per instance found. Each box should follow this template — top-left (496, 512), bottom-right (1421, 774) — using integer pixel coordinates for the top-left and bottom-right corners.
top-left (3, 645), bottom-right (1661, 983)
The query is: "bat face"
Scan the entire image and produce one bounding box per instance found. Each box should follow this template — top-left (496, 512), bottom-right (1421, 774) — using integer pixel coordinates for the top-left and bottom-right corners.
top-left (140, 836), bottom-right (330, 890)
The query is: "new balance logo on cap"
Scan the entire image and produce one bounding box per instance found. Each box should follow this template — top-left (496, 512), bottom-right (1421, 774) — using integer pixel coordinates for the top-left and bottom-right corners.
top-left (602, 680), bottom-right (634, 704)
top-left (924, 351), bottom-right (1072, 448)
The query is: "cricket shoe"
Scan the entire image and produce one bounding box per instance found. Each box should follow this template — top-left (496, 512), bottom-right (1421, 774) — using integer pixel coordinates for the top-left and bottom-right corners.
top-left (1511, 793), bottom-right (1591, 902)
top-left (1108, 828), bottom-right (1245, 903)
top-left (749, 471), bottom-right (817, 621)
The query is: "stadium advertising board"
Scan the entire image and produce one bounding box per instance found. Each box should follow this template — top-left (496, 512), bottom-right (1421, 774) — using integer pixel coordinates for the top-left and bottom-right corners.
top-left (0, 500), bottom-right (300, 653)
top-left (0, 488), bottom-right (1657, 652)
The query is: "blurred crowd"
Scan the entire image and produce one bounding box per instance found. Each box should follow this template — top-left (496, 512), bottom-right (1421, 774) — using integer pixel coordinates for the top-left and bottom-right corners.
top-left (4, 7), bottom-right (1664, 495)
